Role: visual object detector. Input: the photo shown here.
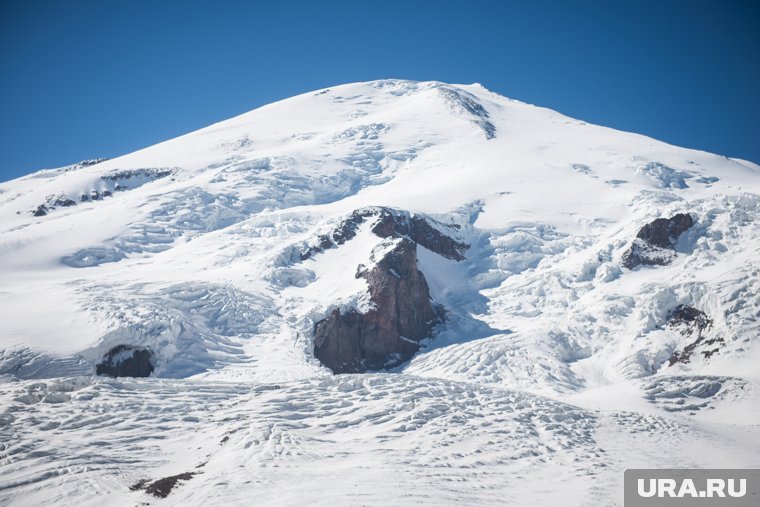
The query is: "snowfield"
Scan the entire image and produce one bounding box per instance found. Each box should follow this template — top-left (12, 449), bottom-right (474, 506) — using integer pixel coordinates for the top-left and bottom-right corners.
top-left (1, 79), bottom-right (759, 506)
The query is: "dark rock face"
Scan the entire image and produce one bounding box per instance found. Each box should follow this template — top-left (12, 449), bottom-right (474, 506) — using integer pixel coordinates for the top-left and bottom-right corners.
top-left (131, 472), bottom-right (196, 498)
top-left (53, 196), bottom-right (77, 207)
top-left (622, 213), bottom-right (694, 269)
top-left (635, 213), bottom-right (693, 249)
top-left (23, 165), bottom-right (172, 216)
top-left (307, 206), bottom-right (468, 373)
top-left (95, 345), bottom-right (154, 377)
top-left (669, 305), bottom-right (711, 329)
top-left (30, 193), bottom-right (79, 216)
top-left (667, 305), bottom-right (723, 365)
top-left (27, 170), bottom-right (174, 216)
top-left (301, 206), bottom-right (467, 261)
top-left (437, 86), bottom-right (496, 139)
top-left (79, 158), bottom-right (109, 167)
top-left (314, 238), bottom-right (444, 374)
top-left (101, 168), bottom-right (173, 182)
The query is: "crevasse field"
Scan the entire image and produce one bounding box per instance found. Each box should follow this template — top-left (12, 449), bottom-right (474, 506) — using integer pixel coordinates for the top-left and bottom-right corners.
top-left (1, 80), bottom-right (758, 506)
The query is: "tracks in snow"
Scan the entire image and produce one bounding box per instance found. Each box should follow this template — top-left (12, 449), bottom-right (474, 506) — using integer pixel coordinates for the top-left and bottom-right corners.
top-left (2, 373), bottom-right (756, 506)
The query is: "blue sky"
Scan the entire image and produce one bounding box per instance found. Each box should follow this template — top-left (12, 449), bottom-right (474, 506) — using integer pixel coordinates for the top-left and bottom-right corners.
top-left (1, 0), bottom-right (758, 182)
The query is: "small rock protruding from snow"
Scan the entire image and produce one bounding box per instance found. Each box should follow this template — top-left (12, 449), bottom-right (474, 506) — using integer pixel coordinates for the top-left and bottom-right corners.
top-left (667, 305), bottom-right (723, 365)
top-left (95, 344), bottom-right (155, 378)
top-left (131, 472), bottom-right (197, 498)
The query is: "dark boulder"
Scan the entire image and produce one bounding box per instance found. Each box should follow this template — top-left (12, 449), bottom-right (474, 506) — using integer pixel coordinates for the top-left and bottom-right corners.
top-left (314, 238), bottom-right (443, 373)
top-left (95, 345), bottom-right (154, 377)
top-left (622, 213), bottom-right (693, 269)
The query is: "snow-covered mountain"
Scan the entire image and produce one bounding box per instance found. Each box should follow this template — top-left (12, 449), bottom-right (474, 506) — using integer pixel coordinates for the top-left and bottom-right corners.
top-left (1, 80), bottom-right (759, 506)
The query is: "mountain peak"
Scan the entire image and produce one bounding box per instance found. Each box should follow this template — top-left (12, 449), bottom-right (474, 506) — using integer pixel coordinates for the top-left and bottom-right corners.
top-left (1, 80), bottom-right (759, 505)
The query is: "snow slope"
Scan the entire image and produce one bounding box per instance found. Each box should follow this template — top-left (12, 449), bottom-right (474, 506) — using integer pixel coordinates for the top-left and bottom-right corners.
top-left (1, 79), bottom-right (759, 506)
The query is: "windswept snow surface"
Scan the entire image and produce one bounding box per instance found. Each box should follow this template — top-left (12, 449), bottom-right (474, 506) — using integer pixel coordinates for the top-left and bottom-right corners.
top-left (1, 80), bottom-right (759, 506)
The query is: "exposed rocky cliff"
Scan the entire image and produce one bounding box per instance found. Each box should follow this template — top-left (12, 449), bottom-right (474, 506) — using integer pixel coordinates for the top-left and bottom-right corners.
top-left (311, 208), bottom-right (462, 373)
top-left (622, 213), bottom-right (694, 269)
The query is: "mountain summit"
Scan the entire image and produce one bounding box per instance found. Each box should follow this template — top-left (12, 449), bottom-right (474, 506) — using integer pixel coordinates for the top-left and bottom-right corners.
top-left (1, 80), bottom-right (759, 506)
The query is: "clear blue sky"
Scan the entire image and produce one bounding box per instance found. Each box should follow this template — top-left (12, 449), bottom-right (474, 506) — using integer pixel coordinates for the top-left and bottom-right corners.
top-left (1, 0), bottom-right (758, 182)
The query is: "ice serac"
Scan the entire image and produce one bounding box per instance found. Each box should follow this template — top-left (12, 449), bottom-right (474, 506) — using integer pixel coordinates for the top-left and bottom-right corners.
top-left (309, 206), bottom-right (464, 373)
top-left (622, 213), bottom-right (694, 269)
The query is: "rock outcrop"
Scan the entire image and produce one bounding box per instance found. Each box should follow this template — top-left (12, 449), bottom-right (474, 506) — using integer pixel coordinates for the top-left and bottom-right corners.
top-left (622, 213), bottom-right (693, 269)
top-left (95, 345), bottom-right (154, 377)
top-left (307, 206), bottom-right (468, 374)
top-left (313, 237), bottom-right (444, 373)
top-left (30, 194), bottom-right (78, 216)
top-left (131, 472), bottom-right (197, 498)
top-left (78, 158), bottom-right (109, 167)
top-left (667, 305), bottom-right (723, 365)
top-left (437, 86), bottom-right (497, 139)
top-left (28, 168), bottom-right (173, 216)
top-left (301, 206), bottom-right (467, 261)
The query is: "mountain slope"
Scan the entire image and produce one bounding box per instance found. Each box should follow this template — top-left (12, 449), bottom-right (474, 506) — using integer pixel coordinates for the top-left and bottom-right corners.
top-left (1, 80), bottom-right (759, 506)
